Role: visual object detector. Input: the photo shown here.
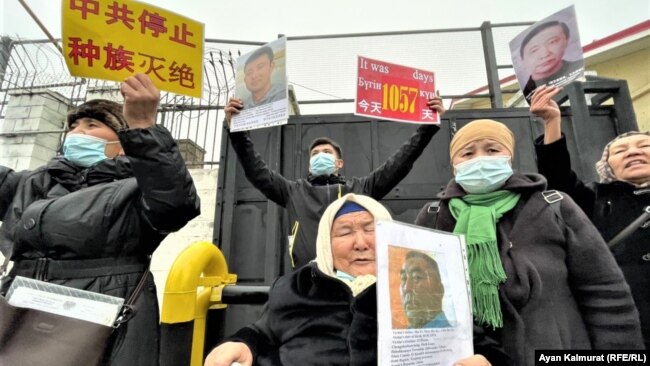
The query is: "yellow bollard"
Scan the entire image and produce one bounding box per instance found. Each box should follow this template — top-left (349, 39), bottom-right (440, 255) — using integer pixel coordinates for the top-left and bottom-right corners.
top-left (161, 241), bottom-right (237, 366)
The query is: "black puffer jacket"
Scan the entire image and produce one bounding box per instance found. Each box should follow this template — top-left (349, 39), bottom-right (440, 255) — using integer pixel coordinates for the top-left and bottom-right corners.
top-left (415, 173), bottom-right (644, 366)
top-left (229, 124), bottom-right (438, 268)
top-left (535, 136), bottom-right (650, 348)
top-left (225, 263), bottom-right (513, 366)
top-left (0, 125), bottom-right (200, 365)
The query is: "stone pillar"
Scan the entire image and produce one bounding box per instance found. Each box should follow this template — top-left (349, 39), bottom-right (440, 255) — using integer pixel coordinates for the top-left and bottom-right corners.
top-left (176, 139), bottom-right (206, 169)
top-left (0, 89), bottom-right (69, 171)
top-left (151, 168), bottom-right (218, 309)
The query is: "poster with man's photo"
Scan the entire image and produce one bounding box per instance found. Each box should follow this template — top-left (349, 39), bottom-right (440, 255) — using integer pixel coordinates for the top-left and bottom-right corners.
top-left (231, 37), bottom-right (289, 132)
top-left (375, 220), bottom-right (473, 366)
top-left (509, 5), bottom-right (585, 104)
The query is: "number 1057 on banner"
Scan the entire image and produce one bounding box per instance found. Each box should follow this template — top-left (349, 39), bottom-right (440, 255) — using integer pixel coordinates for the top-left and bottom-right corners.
top-left (355, 56), bottom-right (439, 124)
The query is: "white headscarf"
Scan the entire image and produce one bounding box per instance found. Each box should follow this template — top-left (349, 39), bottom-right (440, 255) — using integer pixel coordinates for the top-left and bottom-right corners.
top-left (314, 193), bottom-right (393, 296)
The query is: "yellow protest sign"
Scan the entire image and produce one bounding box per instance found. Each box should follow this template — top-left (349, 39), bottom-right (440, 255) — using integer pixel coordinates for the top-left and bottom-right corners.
top-left (62, 0), bottom-right (204, 98)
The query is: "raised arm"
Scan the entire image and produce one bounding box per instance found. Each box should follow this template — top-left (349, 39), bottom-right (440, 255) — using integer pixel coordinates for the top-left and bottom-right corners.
top-left (530, 85), bottom-right (562, 145)
top-left (224, 98), bottom-right (292, 207)
top-left (361, 96), bottom-right (443, 199)
top-left (531, 86), bottom-right (596, 215)
top-left (119, 74), bottom-right (200, 232)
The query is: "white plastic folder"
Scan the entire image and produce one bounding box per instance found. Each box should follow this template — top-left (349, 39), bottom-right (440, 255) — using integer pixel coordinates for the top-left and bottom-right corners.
top-left (6, 276), bottom-right (124, 327)
top-left (375, 220), bottom-right (473, 366)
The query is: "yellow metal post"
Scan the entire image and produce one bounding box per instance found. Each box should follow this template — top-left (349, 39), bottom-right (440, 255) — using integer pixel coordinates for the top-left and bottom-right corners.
top-left (161, 241), bottom-right (237, 366)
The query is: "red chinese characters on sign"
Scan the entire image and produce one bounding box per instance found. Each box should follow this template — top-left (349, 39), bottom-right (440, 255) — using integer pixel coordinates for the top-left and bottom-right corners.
top-left (64, 0), bottom-right (203, 96)
top-left (169, 23), bottom-right (196, 48)
top-left (68, 37), bottom-right (100, 66)
top-left (138, 53), bottom-right (167, 81)
top-left (355, 56), bottom-right (438, 124)
top-left (169, 61), bottom-right (195, 88)
top-left (103, 43), bottom-right (134, 71)
top-left (64, 0), bottom-right (201, 90)
top-left (69, 0), bottom-right (197, 48)
top-left (138, 10), bottom-right (167, 37)
top-left (105, 1), bottom-right (134, 29)
top-left (66, 36), bottom-right (197, 89)
top-left (70, 0), bottom-right (100, 20)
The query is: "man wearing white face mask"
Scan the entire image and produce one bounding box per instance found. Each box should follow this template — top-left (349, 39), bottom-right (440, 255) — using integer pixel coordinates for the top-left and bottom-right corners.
top-left (224, 96), bottom-right (445, 268)
top-left (414, 119), bottom-right (643, 366)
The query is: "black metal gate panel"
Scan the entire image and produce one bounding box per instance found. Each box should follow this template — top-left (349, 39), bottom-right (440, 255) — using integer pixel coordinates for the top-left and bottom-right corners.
top-left (210, 79), bottom-right (638, 341)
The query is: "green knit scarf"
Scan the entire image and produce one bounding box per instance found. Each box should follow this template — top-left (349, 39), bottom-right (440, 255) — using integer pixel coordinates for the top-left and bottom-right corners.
top-left (449, 190), bottom-right (520, 329)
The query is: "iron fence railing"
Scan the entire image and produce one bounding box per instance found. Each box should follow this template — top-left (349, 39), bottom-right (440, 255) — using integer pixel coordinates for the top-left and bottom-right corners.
top-left (0, 22), bottom-right (533, 167)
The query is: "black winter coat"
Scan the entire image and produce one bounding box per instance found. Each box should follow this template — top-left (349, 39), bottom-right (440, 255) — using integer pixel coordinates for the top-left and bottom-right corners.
top-left (535, 136), bottom-right (650, 348)
top-left (229, 124), bottom-right (438, 268)
top-left (415, 173), bottom-right (644, 366)
top-left (225, 263), bottom-right (513, 366)
top-left (0, 125), bottom-right (200, 365)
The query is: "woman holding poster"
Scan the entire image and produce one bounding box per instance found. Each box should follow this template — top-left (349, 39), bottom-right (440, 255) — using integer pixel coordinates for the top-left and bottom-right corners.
top-left (205, 194), bottom-right (511, 366)
top-left (532, 85), bottom-right (650, 349)
top-left (0, 74), bottom-right (200, 365)
top-left (415, 119), bottom-right (644, 366)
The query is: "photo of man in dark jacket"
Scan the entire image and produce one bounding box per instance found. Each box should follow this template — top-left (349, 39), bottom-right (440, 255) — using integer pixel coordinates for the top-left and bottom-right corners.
top-left (519, 20), bottom-right (584, 101)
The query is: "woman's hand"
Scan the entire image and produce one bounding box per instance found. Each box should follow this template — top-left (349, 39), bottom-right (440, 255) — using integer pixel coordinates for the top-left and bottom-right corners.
top-left (120, 73), bottom-right (160, 130)
top-left (530, 85), bottom-right (562, 144)
top-left (454, 354), bottom-right (492, 366)
top-left (204, 341), bottom-right (253, 366)
top-left (427, 91), bottom-right (446, 117)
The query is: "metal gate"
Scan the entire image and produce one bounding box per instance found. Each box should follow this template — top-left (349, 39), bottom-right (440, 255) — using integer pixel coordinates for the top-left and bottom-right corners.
top-left (209, 78), bottom-right (639, 342)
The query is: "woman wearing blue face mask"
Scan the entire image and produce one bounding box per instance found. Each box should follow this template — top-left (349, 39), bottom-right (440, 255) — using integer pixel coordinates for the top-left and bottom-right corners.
top-left (0, 74), bottom-right (200, 365)
top-left (415, 119), bottom-right (643, 366)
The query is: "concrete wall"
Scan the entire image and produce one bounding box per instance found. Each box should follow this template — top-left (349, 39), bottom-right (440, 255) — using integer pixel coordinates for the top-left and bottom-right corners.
top-left (151, 168), bottom-right (218, 309)
top-left (0, 89), bottom-right (68, 171)
top-left (589, 47), bottom-right (650, 130)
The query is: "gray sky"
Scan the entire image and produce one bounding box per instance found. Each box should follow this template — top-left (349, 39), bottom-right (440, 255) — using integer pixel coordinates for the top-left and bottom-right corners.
top-left (1, 0), bottom-right (648, 163)
top-left (2, 0), bottom-right (649, 44)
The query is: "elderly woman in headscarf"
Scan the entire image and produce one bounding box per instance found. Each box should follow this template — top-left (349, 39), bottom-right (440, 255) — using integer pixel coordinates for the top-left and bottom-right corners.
top-left (414, 118), bottom-right (644, 366)
top-left (531, 85), bottom-right (650, 348)
top-left (0, 74), bottom-right (200, 365)
top-left (205, 193), bottom-right (510, 366)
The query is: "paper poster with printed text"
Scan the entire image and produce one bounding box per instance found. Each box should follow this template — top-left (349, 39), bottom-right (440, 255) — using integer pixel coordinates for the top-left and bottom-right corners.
top-left (231, 37), bottom-right (288, 132)
top-left (355, 56), bottom-right (438, 124)
top-left (509, 5), bottom-right (585, 103)
top-left (375, 220), bottom-right (473, 366)
top-left (62, 0), bottom-right (204, 98)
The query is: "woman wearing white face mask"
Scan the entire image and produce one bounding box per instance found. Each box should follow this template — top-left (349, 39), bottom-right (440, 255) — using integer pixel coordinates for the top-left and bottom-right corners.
top-left (0, 74), bottom-right (200, 365)
top-left (415, 119), bottom-right (643, 366)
